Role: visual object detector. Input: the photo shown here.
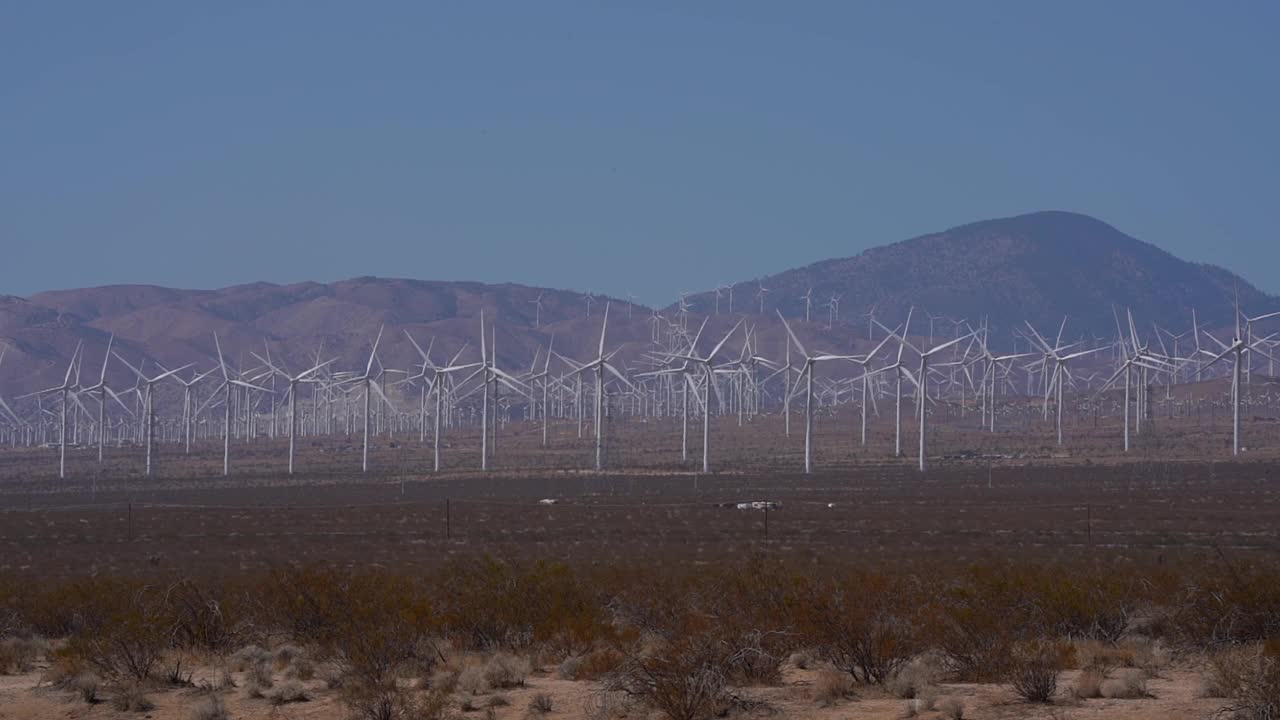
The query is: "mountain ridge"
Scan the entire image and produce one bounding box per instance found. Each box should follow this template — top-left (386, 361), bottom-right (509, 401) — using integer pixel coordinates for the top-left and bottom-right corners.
top-left (2, 211), bottom-right (1276, 395)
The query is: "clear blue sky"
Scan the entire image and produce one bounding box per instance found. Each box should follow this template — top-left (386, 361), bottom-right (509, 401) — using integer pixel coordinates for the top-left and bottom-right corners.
top-left (4, 1), bottom-right (1278, 304)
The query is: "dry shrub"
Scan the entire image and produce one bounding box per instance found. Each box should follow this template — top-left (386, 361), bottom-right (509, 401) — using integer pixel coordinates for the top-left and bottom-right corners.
top-left (605, 634), bottom-right (731, 720)
top-left (529, 691), bottom-right (554, 714)
top-left (269, 679), bottom-right (310, 704)
top-left (887, 656), bottom-right (943, 699)
top-left (190, 694), bottom-right (229, 720)
top-left (899, 689), bottom-right (937, 718)
top-left (245, 660), bottom-right (274, 697)
top-left (428, 667), bottom-right (458, 692)
top-left (937, 696), bottom-right (966, 719)
top-left (1006, 640), bottom-right (1070, 703)
top-left (63, 584), bottom-right (171, 683)
top-left (1176, 568), bottom-right (1280, 646)
top-left (482, 651), bottom-right (531, 689)
top-left (1100, 668), bottom-right (1149, 699)
top-left (344, 683), bottom-right (449, 720)
top-left (164, 579), bottom-right (236, 653)
top-left (487, 694), bottom-right (510, 707)
top-left (458, 663), bottom-right (489, 694)
top-left (1206, 646), bottom-right (1280, 719)
top-left (71, 671), bottom-right (100, 704)
top-left (109, 681), bottom-right (156, 712)
top-left (726, 629), bottom-right (786, 686)
top-left (558, 654), bottom-right (583, 679)
top-left (573, 645), bottom-right (627, 676)
top-left (229, 644), bottom-right (270, 671)
top-left (286, 655), bottom-right (316, 680)
top-left (0, 636), bottom-right (46, 674)
top-left (582, 690), bottom-right (632, 720)
top-left (812, 669), bottom-right (854, 707)
top-left (1071, 668), bottom-right (1105, 699)
top-left (802, 572), bottom-right (924, 685)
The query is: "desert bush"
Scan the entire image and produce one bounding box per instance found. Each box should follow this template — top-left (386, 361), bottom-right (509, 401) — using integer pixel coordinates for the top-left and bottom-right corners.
top-left (487, 693), bottom-right (510, 707)
top-left (109, 681), bottom-right (156, 712)
top-left (1176, 568), bottom-right (1280, 646)
top-left (1100, 668), bottom-right (1149, 699)
top-left (458, 663), bottom-right (489, 694)
top-left (164, 579), bottom-right (236, 653)
top-left (0, 636), bottom-right (46, 674)
top-left (229, 644), bottom-right (270, 671)
top-left (63, 584), bottom-right (171, 682)
top-left (1006, 640), bottom-right (1070, 703)
top-left (71, 671), bottom-right (100, 703)
top-left (482, 651), bottom-right (531, 689)
top-left (937, 696), bottom-right (965, 719)
top-left (725, 629), bottom-right (786, 685)
top-left (812, 669), bottom-right (854, 707)
top-left (269, 678), bottom-right (310, 704)
top-left (566, 646), bottom-right (624, 681)
top-left (1070, 668), bottom-right (1105, 699)
top-left (1206, 645), bottom-right (1280, 719)
top-left (887, 656), bottom-right (943, 699)
top-left (190, 694), bottom-right (229, 720)
top-left (245, 660), bottom-right (274, 692)
top-left (605, 634), bottom-right (732, 720)
top-left (801, 572), bottom-right (924, 685)
top-left (286, 655), bottom-right (316, 680)
top-left (558, 654), bottom-right (583, 679)
top-left (529, 691), bottom-right (554, 714)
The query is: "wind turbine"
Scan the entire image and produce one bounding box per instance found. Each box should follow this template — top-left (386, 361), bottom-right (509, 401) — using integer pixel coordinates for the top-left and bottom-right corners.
top-left (531, 293), bottom-right (545, 328)
top-left (252, 350), bottom-right (334, 475)
top-left (667, 317), bottom-right (742, 473)
top-left (203, 332), bottom-right (271, 476)
top-left (1024, 320), bottom-right (1106, 446)
top-left (568, 303), bottom-right (633, 470)
top-left (1201, 296), bottom-right (1277, 456)
top-left (879, 317), bottom-right (975, 471)
top-left (113, 351), bottom-right (192, 477)
top-left (776, 310), bottom-right (864, 474)
top-left (756, 282), bottom-right (769, 314)
top-left (20, 341), bottom-right (82, 479)
top-left (800, 288), bottom-right (814, 323)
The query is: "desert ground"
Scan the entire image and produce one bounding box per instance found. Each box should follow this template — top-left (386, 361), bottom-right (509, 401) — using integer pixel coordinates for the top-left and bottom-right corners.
top-left (0, 411), bottom-right (1277, 719)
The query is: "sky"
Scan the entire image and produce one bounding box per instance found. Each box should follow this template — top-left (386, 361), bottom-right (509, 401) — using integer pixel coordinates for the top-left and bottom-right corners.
top-left (3, 1), bottom-right (1279, 305)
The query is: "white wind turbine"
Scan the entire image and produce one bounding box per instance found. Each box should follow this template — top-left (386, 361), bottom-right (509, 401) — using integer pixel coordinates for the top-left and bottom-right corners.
top-left (800, 288), bottom-right (814, 323)
top-left (113, 352), bottom-right (192, 477)
top-left (531, 292), bottom-right (545, 328)
top-left (776, 310), bottom-right (865, 474)
top-left (756, 282), bottom-right (769, 314)
top-left (879, 316), bottom-right (975, 472)
top-left (667, 317), bottom-right (742, 473)
top-left (568, 303), bottom-right (633, 470)
top-left (77, 335), bottom-right (132, 462)
top-left (350, 326), bottom-right (392, 473)
top-left (1024, 321), bottom-right (1106, 446)
top-left (1201, 295), bottom-right (1277, 456)
top-left (252, 350), bottom-right (334, 475)
top-left (201, 333), bottom-right (272, 476)
top-left (20, 341), bottom-right (82, 479)
top-left (163, 365), bottom-right (216, 454)
top-left (405, 333), bottom-right (479, 472)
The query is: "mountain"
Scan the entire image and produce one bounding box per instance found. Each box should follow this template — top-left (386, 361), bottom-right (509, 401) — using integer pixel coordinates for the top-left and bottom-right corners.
top-left (678, 211), bottom-right (1278, 342)
top-left (0, 278), bottom-right (654, 397)
top-left (2, 211), bottom-right (1276, 397)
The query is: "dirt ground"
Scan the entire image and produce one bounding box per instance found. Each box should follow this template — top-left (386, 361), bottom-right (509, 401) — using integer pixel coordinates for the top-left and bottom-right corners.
top-left (0, 658), bottom-right (1229, 720)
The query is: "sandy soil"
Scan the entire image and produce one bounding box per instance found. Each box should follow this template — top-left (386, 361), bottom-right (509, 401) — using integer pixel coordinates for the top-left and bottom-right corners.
top-left (0, 661), bottom-right (1226, 720)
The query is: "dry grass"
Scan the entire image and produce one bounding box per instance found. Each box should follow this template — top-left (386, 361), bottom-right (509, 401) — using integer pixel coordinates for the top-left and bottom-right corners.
top-left (189, 693), bottom-right (229, 720)
top-left (1100, 668), bottom-right (1151, 699)
top-left (812, 668), bottom-right (854, 707)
